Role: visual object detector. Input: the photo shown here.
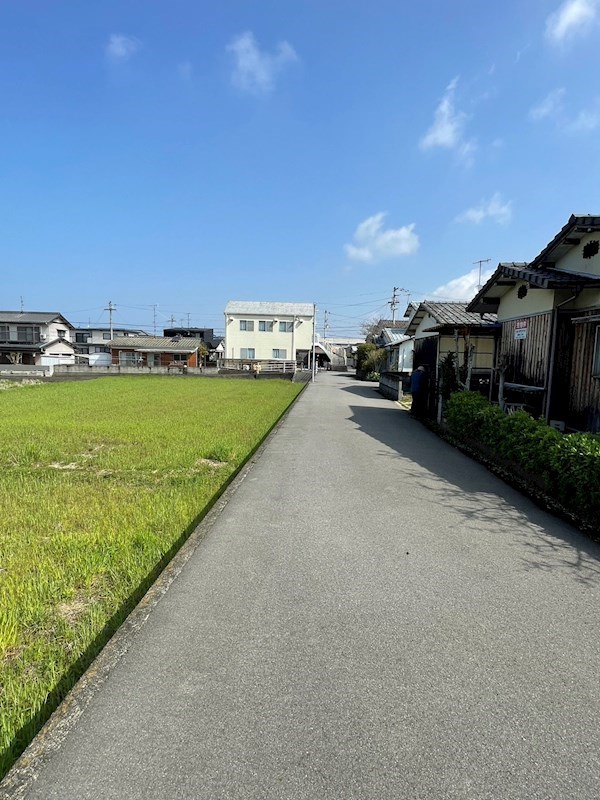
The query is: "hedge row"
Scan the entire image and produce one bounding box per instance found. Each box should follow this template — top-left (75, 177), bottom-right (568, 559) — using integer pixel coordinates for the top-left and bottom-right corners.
top-left (446, 391), bottom-right (600, 522)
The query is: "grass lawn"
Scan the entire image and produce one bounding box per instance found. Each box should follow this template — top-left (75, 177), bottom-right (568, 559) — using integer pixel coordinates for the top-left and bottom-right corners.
top-left (0, 376), bottom-right (303, 777)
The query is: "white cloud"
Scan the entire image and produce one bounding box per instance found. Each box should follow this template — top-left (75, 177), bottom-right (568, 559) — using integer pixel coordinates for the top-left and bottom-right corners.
top-left (545, 0), bottom-right (598, 45)
top-left (105, 34), bottom-right (141, 64)
top-left (566, 108), bottom-right (600, 131)
top-left (344, 213), bottom-right (419, 263)
top-left (455, 193), bottom-right (512, 225)
top-left (227, 31), bottom-right (298, 94)
top-left (419, 77), bottom-right (476, 165)
top-left (431, 267), bottom-right (495, 302)
top-left (529, 88), bottom-right (566, 120)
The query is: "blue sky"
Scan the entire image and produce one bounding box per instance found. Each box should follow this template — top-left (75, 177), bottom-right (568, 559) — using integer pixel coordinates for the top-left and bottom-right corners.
top-left (2, 0), bottom-right (600, 338)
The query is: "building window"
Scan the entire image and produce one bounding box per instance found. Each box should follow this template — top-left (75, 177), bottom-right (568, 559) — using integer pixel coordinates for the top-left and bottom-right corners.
top-left (75, 332), bottom-right (90, 343)
top-left (0, 325), bottom-right (9, 342)
top-left (119, 352), bottom-right (137, 365)
top-left (259, 320), bottom-right (274, 332)
top-left (94, 346), bottom-right (110, 353)
top-left (57, 329), bottom-right (67, 338)
top-left (103, 332), bottom-right (111, 340)
top-left (272, 349), bottom-right (287, 359)
top-left (240, 320), bottom-right (254, 332)
top-left (17, 326), bottom-right (40, 343)
top-left (78, 347), bottom-right (90, 354)
top-left (240, 348), bottom-right (255, 359)
top-left (279, 321), bottom-right (293, 332)
top-left (172, 353), bottom-right (187, 362)
top-left (593, 327), bottom-right (600, 377)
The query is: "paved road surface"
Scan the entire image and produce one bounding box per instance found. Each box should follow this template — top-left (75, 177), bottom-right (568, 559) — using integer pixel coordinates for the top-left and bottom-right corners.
top-left (6, 373), bottom-right (600, 799)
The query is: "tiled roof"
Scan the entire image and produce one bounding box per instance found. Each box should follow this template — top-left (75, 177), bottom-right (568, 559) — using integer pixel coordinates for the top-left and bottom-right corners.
top-left (421, 302), bottom-right (496, 325)
top-left (109, 336), bottom-right (200, 351)
top-left (225, 301), bottom-right (314, 317)
top-left (0, 311), bottom-right (73, 326)
top-left (501, 263), bottom-right (600, 288)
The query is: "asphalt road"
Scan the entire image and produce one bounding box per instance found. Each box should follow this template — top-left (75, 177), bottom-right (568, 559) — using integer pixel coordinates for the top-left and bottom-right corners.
top-left (6, 373), bottom-right (600, 799)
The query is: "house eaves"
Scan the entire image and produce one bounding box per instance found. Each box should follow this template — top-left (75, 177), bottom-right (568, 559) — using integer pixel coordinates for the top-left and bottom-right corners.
top-left (467, 260), bottom-right (600, 314)
top-left (529, 214), bottom-right (600, 269)
top-left (405, 301), bottom-right (497, 336)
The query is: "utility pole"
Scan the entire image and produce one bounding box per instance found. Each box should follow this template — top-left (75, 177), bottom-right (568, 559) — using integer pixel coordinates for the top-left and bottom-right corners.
top-left (311, 304), bottom-right (317, 383)
top-left (105, 300), bottom-right (116, 339)
top-left (152, 304), bottom-right (158, 336)
top-left (169, 315), bottom-right (176, 327)
top-left (187, 313), bottom-right (191, 329)
top-left (474, 259), bottom-right (491, 291)
top-left (389, 287), bottom-right (408, 324)
top-left (20, 296), bottom-right (24, 313)
top-left (323, 310), bottom-right (329, 341)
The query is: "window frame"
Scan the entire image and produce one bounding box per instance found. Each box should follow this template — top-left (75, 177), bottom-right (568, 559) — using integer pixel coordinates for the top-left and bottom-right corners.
top-left (239, 320), bottom-right (254, 332)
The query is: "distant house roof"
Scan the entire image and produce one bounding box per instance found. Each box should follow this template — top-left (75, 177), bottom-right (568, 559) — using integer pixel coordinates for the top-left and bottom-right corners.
top-left (380, 328), bottom-right (409, 345)
top-left (0, 311), bottom-right (74, 327)
top-left (405, 302), bottom-right (497, 336)
top-left (108, 336), bottom-right (200, 352)
top-left (225, 301), bottom-right (314, 317)
top-left (75, 326), bottom-right (149, 335)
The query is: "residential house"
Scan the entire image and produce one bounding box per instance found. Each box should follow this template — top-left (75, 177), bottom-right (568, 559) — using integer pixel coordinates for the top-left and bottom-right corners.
top-left (0, 311), bottom-right (76, 366)
top-left (404, 302), bottom-right (498, 416)
top-left (108, 335), bottom-right (200, 369)
top-left (224, 301), bottom-right (315, 367)
top-left (379, 328), bottom-right (414, 400)
top-left (74, 327), bottom-right (148, 366)
top-left (467, 214), bottom-right (600, 432)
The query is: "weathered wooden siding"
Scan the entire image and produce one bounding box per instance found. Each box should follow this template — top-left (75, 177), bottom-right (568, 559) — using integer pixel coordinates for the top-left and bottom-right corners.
top-left (500, 313), bottom-right (552, 387)
top-left (568, 315), bottom-right (600, 432)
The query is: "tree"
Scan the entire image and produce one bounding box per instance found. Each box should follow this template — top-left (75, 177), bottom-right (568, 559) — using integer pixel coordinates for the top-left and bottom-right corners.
top-left (360, 317), bottom-right (389, 343)
top-left (356, 343), bottom-right (385, 380)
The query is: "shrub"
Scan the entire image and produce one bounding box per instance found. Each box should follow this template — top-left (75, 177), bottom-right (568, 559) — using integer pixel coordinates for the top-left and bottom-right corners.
top-left (446, 391), bottom-right (600, 520)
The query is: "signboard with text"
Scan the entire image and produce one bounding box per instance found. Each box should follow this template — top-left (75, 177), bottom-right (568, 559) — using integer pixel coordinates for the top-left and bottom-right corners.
top-left (515, 319), bottom-right (528, 340)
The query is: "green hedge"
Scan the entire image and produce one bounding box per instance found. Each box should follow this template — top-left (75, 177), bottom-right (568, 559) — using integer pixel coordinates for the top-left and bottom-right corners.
top-left (446, 391), bottom-right (600, 521)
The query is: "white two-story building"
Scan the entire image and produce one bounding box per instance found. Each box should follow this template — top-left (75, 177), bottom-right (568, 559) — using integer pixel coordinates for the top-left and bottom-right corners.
top-left (224, 301), bottom-right (315, 366)
top-left (0, 311), bottom-right (76, 366)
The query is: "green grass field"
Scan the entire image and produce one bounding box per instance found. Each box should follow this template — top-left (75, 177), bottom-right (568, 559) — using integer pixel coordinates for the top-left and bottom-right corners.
top-left (0, 376), bottom-right (303, 777)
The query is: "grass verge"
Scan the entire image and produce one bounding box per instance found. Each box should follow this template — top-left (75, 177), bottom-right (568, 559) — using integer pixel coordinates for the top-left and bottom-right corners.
top-left (0, 376), bottom-right (303, 777)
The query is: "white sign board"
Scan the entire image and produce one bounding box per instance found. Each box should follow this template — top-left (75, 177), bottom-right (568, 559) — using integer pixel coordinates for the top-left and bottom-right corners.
top-left (514, 319), bottom-right (528, 340)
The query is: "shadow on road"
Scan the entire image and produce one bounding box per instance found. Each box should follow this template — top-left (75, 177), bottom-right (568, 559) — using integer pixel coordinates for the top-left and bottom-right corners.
top-left (347, 398), bottom-right (600, 587)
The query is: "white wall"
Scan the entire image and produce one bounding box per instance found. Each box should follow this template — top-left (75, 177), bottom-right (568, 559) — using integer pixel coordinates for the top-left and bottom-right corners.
top-left (225, 313), bottom-right (314, 359)
top-left (556, 231), bottom-right (600, 276)
top-left (497, 282), bottom-right (555, 320)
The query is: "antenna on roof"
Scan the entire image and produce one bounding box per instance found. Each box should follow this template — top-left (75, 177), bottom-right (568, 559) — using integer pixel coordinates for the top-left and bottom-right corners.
top-left (474, 259), bottom-right (491, 291)
top-left (20, 296), bottom-right (24, 312)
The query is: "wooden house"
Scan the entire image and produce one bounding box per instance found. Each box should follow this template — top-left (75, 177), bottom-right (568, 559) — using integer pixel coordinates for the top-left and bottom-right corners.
top-left (404, 302), bottom-right (498, 416)
top-left (467, 214), bottom-right (600, 432)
